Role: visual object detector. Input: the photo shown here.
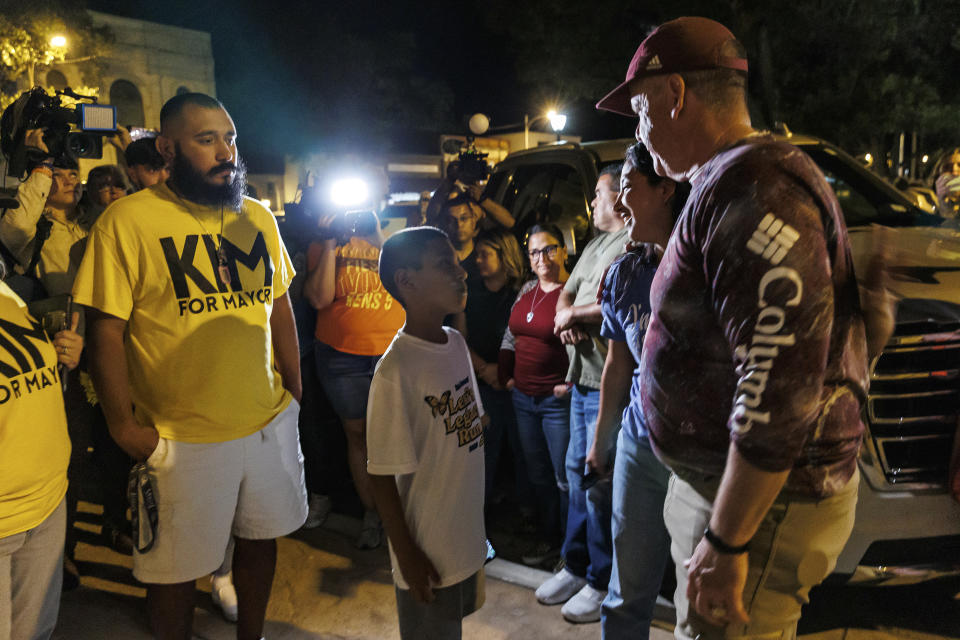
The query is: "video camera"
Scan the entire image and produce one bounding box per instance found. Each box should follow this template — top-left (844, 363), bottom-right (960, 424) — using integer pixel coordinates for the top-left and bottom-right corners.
top-left (444, 135), bottom-right (490, 186)
top-left (1, 87), bottom-right (117, 178)
top-left (283, 177), bottom-right (380, 240)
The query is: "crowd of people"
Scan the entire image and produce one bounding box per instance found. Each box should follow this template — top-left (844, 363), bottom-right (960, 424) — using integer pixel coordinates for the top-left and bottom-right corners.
top-left (0, 14), bottom-right (913, 640)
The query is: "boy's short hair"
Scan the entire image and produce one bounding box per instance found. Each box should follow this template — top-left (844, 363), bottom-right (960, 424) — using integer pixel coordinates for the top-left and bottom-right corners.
top-left (379, 226), bottom-right (450, 305)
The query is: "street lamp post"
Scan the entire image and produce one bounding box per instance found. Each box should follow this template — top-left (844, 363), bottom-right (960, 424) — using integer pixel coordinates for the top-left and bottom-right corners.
top-left (547, 110), bottom-right (567, 141)
top-left (477, 109), bottom-right (568, 150)
top-left (524, 109), bottom-right (567, 149)
top-left (28, 35), bottom-right (68, 87)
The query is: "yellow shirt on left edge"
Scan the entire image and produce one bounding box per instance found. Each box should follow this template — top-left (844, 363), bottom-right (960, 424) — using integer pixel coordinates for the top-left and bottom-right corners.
top-left (72, 183), bottom-right (294, 443)
top-left (0, 280), bottom-right (70, 537)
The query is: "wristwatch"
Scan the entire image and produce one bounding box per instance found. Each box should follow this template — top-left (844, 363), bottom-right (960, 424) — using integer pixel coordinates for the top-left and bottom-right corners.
top-left (703, 525), bottom-right (750, 554)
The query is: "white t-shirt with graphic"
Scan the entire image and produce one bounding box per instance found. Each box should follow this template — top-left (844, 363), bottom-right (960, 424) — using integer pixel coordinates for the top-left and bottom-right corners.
top-left (366, 327), bottom-right (486, 589)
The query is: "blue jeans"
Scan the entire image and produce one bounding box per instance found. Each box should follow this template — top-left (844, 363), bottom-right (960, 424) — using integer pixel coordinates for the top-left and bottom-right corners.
top-left (511, 389), bottom-right (570, 544)
top-left (314, 342), bottom-right (380, 421)
top-left (0, 498), bottom-right (65, 640)
top-left (601, 431), bottom-right (671, 640)
top-left (478, 383), bottom-right (533, 507)
top-left (562, 385), bottom-right (613, 589)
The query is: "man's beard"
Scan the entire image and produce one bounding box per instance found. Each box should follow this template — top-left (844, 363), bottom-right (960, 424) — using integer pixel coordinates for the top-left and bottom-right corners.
top-left (170, 145), bottom-right (247, 210)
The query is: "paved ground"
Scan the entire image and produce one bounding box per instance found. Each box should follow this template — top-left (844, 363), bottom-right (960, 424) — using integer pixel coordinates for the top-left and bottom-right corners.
top-left (54, 502), bottom-right (960, 639)
top-left (55, 504), bottom-right (675, 640)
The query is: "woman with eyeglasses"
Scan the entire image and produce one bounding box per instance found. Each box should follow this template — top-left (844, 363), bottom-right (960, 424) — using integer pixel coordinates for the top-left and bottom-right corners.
top-left (498, 223), bottom-right (571, 566)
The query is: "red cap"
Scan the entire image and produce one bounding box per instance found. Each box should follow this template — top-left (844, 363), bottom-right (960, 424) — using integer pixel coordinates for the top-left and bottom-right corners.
top-left (596, 17), bottom-right (748, 116)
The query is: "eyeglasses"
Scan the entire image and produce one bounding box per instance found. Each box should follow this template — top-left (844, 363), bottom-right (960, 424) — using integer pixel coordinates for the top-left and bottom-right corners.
top-left (528, 244), bottom-right (560, 261)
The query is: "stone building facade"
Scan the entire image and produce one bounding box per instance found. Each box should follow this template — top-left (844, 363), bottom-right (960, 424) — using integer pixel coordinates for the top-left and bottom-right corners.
top-left (40, 10), bottom-right (216, 172)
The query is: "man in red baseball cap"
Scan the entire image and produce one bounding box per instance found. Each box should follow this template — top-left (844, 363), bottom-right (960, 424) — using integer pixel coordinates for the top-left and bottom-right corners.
top-left (593, 16), bottom-right (882, 640)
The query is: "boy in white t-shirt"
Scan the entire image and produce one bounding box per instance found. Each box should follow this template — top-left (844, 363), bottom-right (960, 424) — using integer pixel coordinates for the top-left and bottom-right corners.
top-left (367, 226), bottom-right (487, 639)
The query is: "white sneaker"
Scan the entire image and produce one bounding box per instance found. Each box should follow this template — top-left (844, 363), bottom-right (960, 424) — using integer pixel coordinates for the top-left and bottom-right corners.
top-left (302, 493), bottom-right (332, 530)
top-left (211, 572), bottom-right (238, 622)
top-left (561, 583), bottom-right (606, 623)
top-left (535, 568), bottom-right (587, 605)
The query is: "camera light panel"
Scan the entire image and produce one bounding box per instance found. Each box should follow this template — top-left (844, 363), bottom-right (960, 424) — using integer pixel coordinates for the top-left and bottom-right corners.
top-left (330, 177), bottom-right (370, 208)
top-left (79, 104), bottom-right (117, 132)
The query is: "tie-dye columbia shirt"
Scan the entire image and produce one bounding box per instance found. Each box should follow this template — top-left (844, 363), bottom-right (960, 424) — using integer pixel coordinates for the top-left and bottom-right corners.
top-left (640, 135), bottom-right (870, 498)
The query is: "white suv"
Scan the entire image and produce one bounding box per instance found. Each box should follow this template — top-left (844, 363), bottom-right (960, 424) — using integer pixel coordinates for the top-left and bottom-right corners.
top-left (486, 133), bottom-right (960, 584)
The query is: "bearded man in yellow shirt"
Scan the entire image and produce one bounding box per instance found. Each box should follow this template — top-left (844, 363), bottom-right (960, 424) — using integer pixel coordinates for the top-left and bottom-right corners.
top-left (73, 93), bottom-right (307, 640)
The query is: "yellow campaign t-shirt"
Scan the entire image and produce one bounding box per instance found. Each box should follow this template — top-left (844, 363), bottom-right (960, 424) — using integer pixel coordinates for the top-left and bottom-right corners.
top-left (72, 183), bottom-right (294, 443)
top-left (308, 237), bottom-right (405, 356)
top-left (0, 280), bottom-right (70, 537)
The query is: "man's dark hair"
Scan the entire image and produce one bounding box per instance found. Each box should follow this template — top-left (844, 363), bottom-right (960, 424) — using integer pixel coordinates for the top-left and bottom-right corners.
top-left (125, 138), bottom-right (165, 169)
top-left (598, 162), bottom-right (624, 192)
top-left (160, 93), bottom-right (225, 131)
top-left (379, 226), bottom-right (450, 304)
top-left (440, 191), bottom-right (476, 214)
top-left (624, 142), bottom-right (690, 222)
top-left (678, 39), bottom-right (748, 112)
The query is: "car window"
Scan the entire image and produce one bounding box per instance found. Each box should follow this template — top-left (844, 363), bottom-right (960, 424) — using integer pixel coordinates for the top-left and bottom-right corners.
top-left (817, 166), bottom-right (879, 227)
top-left (803, 147), bottom-right (936, 228)
top-left (498, 163), bottom-right (589, 243)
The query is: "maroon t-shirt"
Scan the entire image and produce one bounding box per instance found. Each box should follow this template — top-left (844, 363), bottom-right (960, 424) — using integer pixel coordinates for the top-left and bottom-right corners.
top-left (640, 135), bottom-right (869, 498)
top-left (499, 281), bottom-right (569, 396)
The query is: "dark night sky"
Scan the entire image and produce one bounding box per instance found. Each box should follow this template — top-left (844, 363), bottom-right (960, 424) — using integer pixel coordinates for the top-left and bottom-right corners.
top-left (85, 0), bottom-right (638, 161)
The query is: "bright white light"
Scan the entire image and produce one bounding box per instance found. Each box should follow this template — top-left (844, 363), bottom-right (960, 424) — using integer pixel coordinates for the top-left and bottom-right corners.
top-left (547, 110), bottom-right (567, 132)
top-left (921, 154), bottom-right (929, 163)
top-left (330, 177), bottom-right (370, 208)
top-left (50, 35), bottom-right (66, 48)
top-left (864, 153), bottom-right (873, 164)
top-left (260, 199), bottom-right (272, 210)
top-left (388, 192), bottom-right (421, 205)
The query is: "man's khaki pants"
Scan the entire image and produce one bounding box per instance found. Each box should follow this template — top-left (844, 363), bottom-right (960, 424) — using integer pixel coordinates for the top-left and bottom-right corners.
top-left (664, 469), bottom-right (858, 640)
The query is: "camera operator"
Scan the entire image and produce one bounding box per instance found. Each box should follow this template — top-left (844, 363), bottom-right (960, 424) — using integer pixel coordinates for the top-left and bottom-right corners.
top-left (438, 192), bottom-right (484, 282)
top-left (464, 182), bottom-right (514, 228)
top-left (426, 157), bottom-right (515, 231)
top-left (0, 129), bottom-right (86, 298)
top-left (303, 207), bottom-right (405, 550)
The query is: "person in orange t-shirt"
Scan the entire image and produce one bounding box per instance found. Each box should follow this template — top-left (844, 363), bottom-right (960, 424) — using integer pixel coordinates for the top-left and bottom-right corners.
top-left (304, 210), bottom-right (404, 549)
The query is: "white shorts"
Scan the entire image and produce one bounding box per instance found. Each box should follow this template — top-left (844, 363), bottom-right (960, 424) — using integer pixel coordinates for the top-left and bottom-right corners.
top-left (133, 400), bottom-right (308, 584)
